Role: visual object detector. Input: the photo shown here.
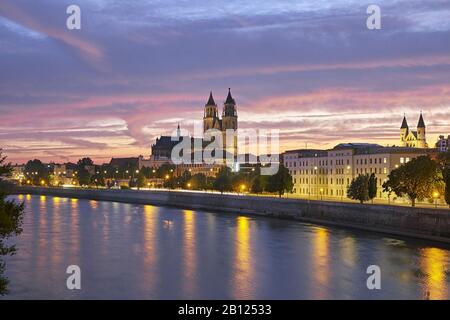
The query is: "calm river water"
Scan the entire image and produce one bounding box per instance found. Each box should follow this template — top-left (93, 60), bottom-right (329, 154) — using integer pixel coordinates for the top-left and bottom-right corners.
top-left (1, 194), bottom-right (450, 299)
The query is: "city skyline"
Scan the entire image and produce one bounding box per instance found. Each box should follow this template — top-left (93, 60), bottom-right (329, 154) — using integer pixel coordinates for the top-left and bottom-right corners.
top-left (1, 0), bottom-right (450, 163)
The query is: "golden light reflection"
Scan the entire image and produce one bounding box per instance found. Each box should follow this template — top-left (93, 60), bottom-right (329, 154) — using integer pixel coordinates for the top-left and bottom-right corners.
top-left (340, 237), bottom-right (356, 267)
top-left (182, 210), bottom-right (197, 297)
top-left (142, 205), bottom-right (158, 291)
top-left (232, 216), bottom-right (254, 299)
top-left (69, 198), bottom-right (79, 254)
top-left (312, 227), bottom-right (330, 299)
top-left (25, 194), bottom-right (31, 201)
top-left (17, 194), bottom-right (23, 201)
top-left (52, 196), bottom-right (60, 209)
top-left (420, 247), bottom-right (449, 300)
top-left (90, 200), bottom-right (98, 209)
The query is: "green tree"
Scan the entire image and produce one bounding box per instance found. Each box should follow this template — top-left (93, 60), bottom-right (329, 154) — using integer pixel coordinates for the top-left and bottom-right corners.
top-left (90, 174), bottom-right (105, 189)
top-left (267, 165), bottom-right (293, 197)
top-left (213, 167), bottom-right (232, 194)
top-left (368, 173), bottom-right (377, 203)
top-left (443, 168), bottom-right (450, 208)
top-left (190, 173), bottom-right (207, 190)
top-left (0, 151), bottom-right (24, 295)
top-left (347, 174), bottom-right (370, 203)
top-left (251, 175), bottom-right (264, 194)
top-left (76, 167), bottom-right (91, 186)
top-left (136, 172), bottom-right (146, 190)
top-left (383, 156), bottom-right (442, 207)
top-left (77, 157), bottom-right (94, 167)
top-left (24, 159), bottom-right (49, 185)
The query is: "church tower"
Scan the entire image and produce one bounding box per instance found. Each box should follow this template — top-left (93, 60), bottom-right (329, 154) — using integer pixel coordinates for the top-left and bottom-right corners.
top-left (203, 91), bottom-right (220, 133)
top-left (221, 88), bottom-right (238, 158)
top-left (400, 114), bottom-right (408, 147)
top-left (417, 112), bottom-right (427, 148)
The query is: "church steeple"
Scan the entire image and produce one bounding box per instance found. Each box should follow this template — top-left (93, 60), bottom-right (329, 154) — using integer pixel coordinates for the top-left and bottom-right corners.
top-left (225, 88), bottom-right (235, 105)
top-left (401, 114), bottom-right (408, 129)
top-left (206, 91), bottom-right (216, 106)
top-left (417, 111), bottom-right (425, 128)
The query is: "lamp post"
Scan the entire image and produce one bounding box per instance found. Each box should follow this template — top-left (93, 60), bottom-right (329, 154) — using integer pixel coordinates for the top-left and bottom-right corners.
top-left (433, 191), bottom-right (439, 208)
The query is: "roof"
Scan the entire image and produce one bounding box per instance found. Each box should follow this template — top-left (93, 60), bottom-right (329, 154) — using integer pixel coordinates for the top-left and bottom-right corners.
top-left (206, 91), bottom-right (216, 106)
top-left (332, 143), bottom-right (383, 150)
top-left (225, 88), bottom-right (235, 104)
top-left (417, 112), bottom-right (425, 128)
top-left (109, 157), bottom-right (139, 167)
top-left (401, 116), bottom-right (408, 129)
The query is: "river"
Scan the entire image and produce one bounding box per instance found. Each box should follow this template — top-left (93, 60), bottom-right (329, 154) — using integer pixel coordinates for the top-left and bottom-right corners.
top-left (1, 194), bottom-right (450, 299)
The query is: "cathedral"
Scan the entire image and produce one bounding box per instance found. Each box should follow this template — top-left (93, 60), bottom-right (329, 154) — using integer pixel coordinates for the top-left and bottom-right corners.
top-left (203, 88), bottom-right (238, 133)
top-left (400, 112), bottom-right (428, 148)
top-left (203, 88), bottom-right (238, 157)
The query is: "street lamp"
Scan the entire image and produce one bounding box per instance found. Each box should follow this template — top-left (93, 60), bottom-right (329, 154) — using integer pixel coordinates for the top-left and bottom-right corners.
top-left (187, 183), bottom-right (191, 188)
top-left (240, 184), bottom-right (246, 194)
top-left (433, 191), bottom-right (439, 208)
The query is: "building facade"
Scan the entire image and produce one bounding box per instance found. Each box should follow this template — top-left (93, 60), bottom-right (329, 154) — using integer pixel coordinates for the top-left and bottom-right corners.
top-left (436, 135), bottom-right (450, 152)
top-left (400, 113), bottom-right (428, 148)
top-left (283, 143), bottom-right (435, 200)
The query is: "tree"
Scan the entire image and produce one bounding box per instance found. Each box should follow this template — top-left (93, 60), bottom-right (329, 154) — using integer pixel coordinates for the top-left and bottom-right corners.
top-left (383, 156), bottom-right (442, 207)
top-left (77, 157), bottom-right (94, 167)
top-left (443, 168), bottom-right (450, 208)
top-left (347, 174), bottom-right (370, 203)
top-left (24, 159), bottom-right (49, 185)
top-left (368, 173), bottom-right (377, 203)
top-left (251, 175), bottom-right (264, 194)
top-left (213, 167), bottom-right (232, 194)
top-left (267, 165), bottom-right (293, 197)
top-left (190, 173), bottom-right (207, 190)
top-left (136, 172), bottom-right (146, 190)
top-left (0, 151), bottom-right (24, 295)
top-left (76, 167), bottom-right (90, 186)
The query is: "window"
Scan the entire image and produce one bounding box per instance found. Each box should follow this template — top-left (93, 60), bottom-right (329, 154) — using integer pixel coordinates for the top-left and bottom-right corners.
top-left (400, 157), bottom-right (404, 164)
top-left (383, 158), bottom-right (387, 164)
top-left (384, 168), bottom-right (387, 174)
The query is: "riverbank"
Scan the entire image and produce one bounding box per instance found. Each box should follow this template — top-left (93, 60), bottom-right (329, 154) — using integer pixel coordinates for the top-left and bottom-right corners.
top-left (13, 186), bottom-right (450, 243)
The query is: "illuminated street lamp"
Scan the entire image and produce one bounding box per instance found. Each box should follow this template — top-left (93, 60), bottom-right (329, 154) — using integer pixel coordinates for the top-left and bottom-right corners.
top-left (433, 191), bottom-right (439, 208)
top-left (40, 180), bottom-right (45, 186)
top-left (240, 184), bottom-right (246, 193)
top-left (187, 183), bottom-right (191, 188)
top-left (165, 174), bottom-right (170, 180)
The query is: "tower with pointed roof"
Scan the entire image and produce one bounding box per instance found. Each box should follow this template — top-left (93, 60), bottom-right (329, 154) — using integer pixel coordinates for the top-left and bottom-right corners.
top-left (417, 112), bottom-right (426, 148)
top-left (203, 91), bottom-right (221, 132)
top-left (399, 113), bottom-right (428, 148)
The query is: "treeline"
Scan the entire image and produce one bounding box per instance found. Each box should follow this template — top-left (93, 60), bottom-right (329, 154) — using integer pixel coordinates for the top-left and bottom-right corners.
top-left (21, 157), bottom-right (294, 197)
top-left (347, 154), bottom-right (450, 207)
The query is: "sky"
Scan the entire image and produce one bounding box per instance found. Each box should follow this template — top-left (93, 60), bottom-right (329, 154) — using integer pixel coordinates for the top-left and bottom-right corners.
top-left (1, 0), bottom-right (450, 164)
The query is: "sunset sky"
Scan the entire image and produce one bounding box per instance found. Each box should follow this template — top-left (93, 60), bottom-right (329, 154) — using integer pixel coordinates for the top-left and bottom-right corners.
top-left (1, 0), bottom-right (450, 164)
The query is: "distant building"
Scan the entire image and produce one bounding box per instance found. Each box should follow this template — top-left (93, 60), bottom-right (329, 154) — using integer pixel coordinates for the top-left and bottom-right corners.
top-left (400, 113), bottom-right (428, 148)
top-left (436, 135), bottom-right (450, 152)
top-left (283, 143), bottom-right (436, 200)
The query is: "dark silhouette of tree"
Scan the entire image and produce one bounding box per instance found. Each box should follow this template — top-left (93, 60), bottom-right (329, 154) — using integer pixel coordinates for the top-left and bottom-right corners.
top-left (383, 156), bottom-right (442, 207)
top-left (251, 175), bottom-right (264, 194)
top-left (347, 174), bottom-right (370, 203)
top-left (190, 173), bottom-right (207, 190)
top-left (24, 159), bottom-right (49, 185)
top-left (136, 172), bottom-right (146, 190)
top-left (368, 173), bottom-right (377, 203)
top-left (213, 167), bottom-right (232, 194)
top-left (76, 167), bottom-right (90, 186)
top-left (267, 165), bottom-right (293, 197)
top-left (77, 157), bottom-right (94, 167)
top-left (0, 151), bottom-right (24, 295)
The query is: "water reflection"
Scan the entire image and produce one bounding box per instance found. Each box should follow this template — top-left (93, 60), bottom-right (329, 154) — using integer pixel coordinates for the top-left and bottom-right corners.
top-left (312, 227), bottom-right (330, 299)
top-left (232, 216), bottom-right (254, 299)
top-left (182, 210), bottom-right (197, 297)
top-left (420, 247), bottom-right (449, 300)
top-left (3, 195), bottom-right (450, 299)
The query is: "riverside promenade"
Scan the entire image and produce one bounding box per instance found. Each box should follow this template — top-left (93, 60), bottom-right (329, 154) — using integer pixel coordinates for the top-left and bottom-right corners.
top-left (13, 186), bottom-right (450, 244)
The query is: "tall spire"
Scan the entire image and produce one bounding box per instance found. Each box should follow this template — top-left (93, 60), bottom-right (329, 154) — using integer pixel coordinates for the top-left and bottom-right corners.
top-left (417, 111), bottom-right (425, 128)
top-left (401, 114), bottom-right (408, 129)
top-left (225, 88), bottom-right (235, 104)
top-left (206, 91), bottom-right (216, 106)
top-left (177, 123), bottom-right (181, 137)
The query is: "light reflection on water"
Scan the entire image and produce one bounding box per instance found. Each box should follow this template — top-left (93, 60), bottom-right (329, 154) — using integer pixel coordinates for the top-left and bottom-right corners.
top-left (2, 194), bottom-right (450, 300)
